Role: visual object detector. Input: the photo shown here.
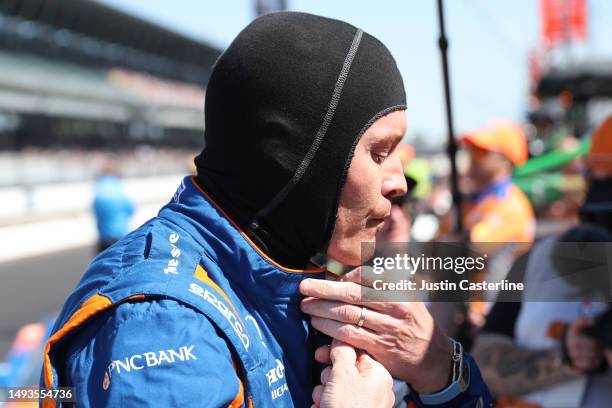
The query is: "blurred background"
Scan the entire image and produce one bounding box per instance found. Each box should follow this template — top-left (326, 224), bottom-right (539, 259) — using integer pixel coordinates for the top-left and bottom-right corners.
top-left (1, 0), bottom-right (612, 404)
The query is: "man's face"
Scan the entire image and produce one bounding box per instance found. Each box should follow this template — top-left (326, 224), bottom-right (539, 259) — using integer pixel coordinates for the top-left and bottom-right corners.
top-left (376, 203), bottom-right (412, 244)
top-left (465, 146), bottom-right (509, 190)
top-left (327, 110), bottom-right (408, 265)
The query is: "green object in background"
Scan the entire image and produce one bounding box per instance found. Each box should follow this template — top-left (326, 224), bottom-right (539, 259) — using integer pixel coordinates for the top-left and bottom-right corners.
top-left (404, 158), bottom-right (431, 199)
top-left (514, 172), bottom-right (564, 208)
top-left (513, 138), bottom-right (589, 208)
top-left (513, 138), bottom-right (590, 177)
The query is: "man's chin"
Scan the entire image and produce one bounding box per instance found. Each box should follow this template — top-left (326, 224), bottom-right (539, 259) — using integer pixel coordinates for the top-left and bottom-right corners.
top-left (359, 240), bottom-right (377, 264)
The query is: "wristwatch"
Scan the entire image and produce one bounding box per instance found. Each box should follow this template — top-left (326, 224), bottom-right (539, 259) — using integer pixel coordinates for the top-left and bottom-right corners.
top-left (418, 338), bottom-right (470, 405)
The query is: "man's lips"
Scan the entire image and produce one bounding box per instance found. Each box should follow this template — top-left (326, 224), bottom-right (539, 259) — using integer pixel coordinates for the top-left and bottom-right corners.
top-left (375, 210), bottom-right (391, 221)
top-left (367, 212), bottom-right (390, 227)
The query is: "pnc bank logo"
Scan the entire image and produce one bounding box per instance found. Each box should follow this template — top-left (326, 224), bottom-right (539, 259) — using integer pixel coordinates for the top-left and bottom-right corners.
top-left (102, 345), bottom-right (197, 390)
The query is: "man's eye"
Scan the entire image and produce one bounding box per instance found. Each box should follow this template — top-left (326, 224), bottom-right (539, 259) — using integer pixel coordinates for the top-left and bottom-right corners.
top-left (372, 152), bottom-right (388, 164)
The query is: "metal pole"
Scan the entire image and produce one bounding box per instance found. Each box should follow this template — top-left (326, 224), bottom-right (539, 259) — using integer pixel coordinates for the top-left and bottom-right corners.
top-left (436, 0), bottom-right (463, 233)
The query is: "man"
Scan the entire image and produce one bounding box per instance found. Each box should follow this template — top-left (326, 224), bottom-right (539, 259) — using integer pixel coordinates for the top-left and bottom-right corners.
top-left (92, 165), bottom-right (135, 253)
top-left (41, 12), bottom-right (491, 407)
top-left (432, 122), bottom-right (536, 339)
top-left (461, 121), bottom-right (535, 245)
top-left (472, 116), bottom-right (612, 408)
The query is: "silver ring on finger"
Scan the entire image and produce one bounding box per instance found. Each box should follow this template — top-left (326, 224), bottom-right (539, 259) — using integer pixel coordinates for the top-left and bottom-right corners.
top-left (356, 306), bottom-right (367, 327)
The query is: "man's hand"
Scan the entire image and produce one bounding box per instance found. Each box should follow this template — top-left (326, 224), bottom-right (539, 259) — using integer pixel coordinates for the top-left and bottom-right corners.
top-left (300, 268), bottom-right (452, 394)
top-left (312, 339), bottom-right (394, 408)
top-left (565, 317), bottom-right (604, 373)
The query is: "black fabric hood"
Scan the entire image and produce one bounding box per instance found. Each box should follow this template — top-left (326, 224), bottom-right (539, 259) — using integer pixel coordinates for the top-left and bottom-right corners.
top-left (194, 11), bottom-right (406, 269)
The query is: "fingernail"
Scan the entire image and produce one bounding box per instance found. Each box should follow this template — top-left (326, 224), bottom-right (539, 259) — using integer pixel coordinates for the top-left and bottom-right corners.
top-left (300, 279), bottom-right (311, 293)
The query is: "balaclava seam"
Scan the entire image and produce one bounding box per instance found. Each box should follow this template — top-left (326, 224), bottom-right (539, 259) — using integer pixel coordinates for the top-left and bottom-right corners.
top-left (249, 29), bottom-right (364, 229)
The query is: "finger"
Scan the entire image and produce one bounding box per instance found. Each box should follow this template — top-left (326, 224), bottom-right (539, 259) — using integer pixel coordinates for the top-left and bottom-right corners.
top-left (312, 384), bottom-right (324, 407)
top-left (330, 338), bottom-right (357, 366)
top-left (300, 279), bottom-right (399, 314)
top-left (356, 352), bottom-right (393, 388)
top-left (338, 266), bottom-right (365, 284)
top-left (300, 279), bottom-right (362, 303)
top-left (301, 298), bottom-right (394, 332)
top-left (338, 266), bottom-right (381, 288)
top-left (313, 317), bottom-right (379, 352)
top-left (355, 351), bottom-right (381, 373)
top-left (320, 366), bottom-right (332, 385)
top-left (323, 267), bottom-right (362, 283)
top-left (315, 345), bottom-right (331, 364)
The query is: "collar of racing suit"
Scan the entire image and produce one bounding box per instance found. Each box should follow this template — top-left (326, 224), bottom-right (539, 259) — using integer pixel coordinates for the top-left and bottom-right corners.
top-left (168, 176), bottom-right (328, 303)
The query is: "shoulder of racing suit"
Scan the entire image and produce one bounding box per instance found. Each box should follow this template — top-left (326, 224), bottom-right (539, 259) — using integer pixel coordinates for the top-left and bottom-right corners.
top-left (60, 298), bottom-right (245, 407)
top-left (40, 216), bottom-right (256, 407)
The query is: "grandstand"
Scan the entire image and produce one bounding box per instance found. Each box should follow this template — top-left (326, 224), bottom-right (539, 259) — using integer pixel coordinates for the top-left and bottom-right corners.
top-left (0, 0), bottom-right (220, 157)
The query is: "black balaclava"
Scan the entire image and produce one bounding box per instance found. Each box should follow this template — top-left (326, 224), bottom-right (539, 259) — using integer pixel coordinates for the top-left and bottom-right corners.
top-left (194, 12), bottom-right (406, 269)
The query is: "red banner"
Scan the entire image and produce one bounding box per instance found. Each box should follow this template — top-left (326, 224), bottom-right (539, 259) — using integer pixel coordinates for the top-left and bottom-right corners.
top-left (540, 0), bottom-right (587, 46)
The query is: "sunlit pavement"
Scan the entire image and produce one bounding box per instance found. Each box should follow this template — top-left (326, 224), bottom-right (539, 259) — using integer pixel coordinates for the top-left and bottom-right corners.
top-left (0, 202), bottom-right (167, 357)
top-left (0, 245), bottom-right (92, 357)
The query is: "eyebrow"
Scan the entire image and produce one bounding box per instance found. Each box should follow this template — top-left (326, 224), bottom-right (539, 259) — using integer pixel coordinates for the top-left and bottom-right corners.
top-left (369, 131), bottom-right (404, 149)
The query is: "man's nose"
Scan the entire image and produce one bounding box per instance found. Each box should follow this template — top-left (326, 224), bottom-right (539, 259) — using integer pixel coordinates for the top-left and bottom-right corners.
top-left (382, 155), bottom-right (407, 198)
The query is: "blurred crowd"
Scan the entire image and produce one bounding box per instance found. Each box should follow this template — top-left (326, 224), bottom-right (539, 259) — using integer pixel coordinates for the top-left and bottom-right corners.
top-left (0, 147), bottom-right (196, 186)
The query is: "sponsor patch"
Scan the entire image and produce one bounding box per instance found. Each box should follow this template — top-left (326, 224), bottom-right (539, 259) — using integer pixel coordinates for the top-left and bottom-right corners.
top-left (103, 345), bottom-right (197, 389)
top-left (189, 282), bottom-right (250, 349)
top-left (163, 232), bottom-right (181, 275)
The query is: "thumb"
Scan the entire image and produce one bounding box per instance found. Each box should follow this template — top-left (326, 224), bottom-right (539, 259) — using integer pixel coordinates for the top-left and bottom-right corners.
top-left (338, 266), bottom-right (362, 283)
top-left (340, 266), bottom-right (377, 288)
top-left (330, 339), bottom-right (357, 367)
top-left (355, 351), bottom-right (383, 375)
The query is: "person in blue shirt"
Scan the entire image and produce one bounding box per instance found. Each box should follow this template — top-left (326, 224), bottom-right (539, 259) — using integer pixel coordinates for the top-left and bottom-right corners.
top-left (41, 12), bottom-right (491, 408)
top-left (92, 169), bottom-right (135, 253)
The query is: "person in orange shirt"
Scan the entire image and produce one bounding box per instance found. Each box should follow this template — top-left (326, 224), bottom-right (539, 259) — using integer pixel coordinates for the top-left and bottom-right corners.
top-left (443, 122), bottom-right (536, 338)
top-left (461, 121), bottom-right (535, 244)
top-left (585, 116), bottom-right (612, 179)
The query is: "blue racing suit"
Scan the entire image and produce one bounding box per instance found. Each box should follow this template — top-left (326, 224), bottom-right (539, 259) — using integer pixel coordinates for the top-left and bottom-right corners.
top-left (41, 176), bottom-right (491, 407)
